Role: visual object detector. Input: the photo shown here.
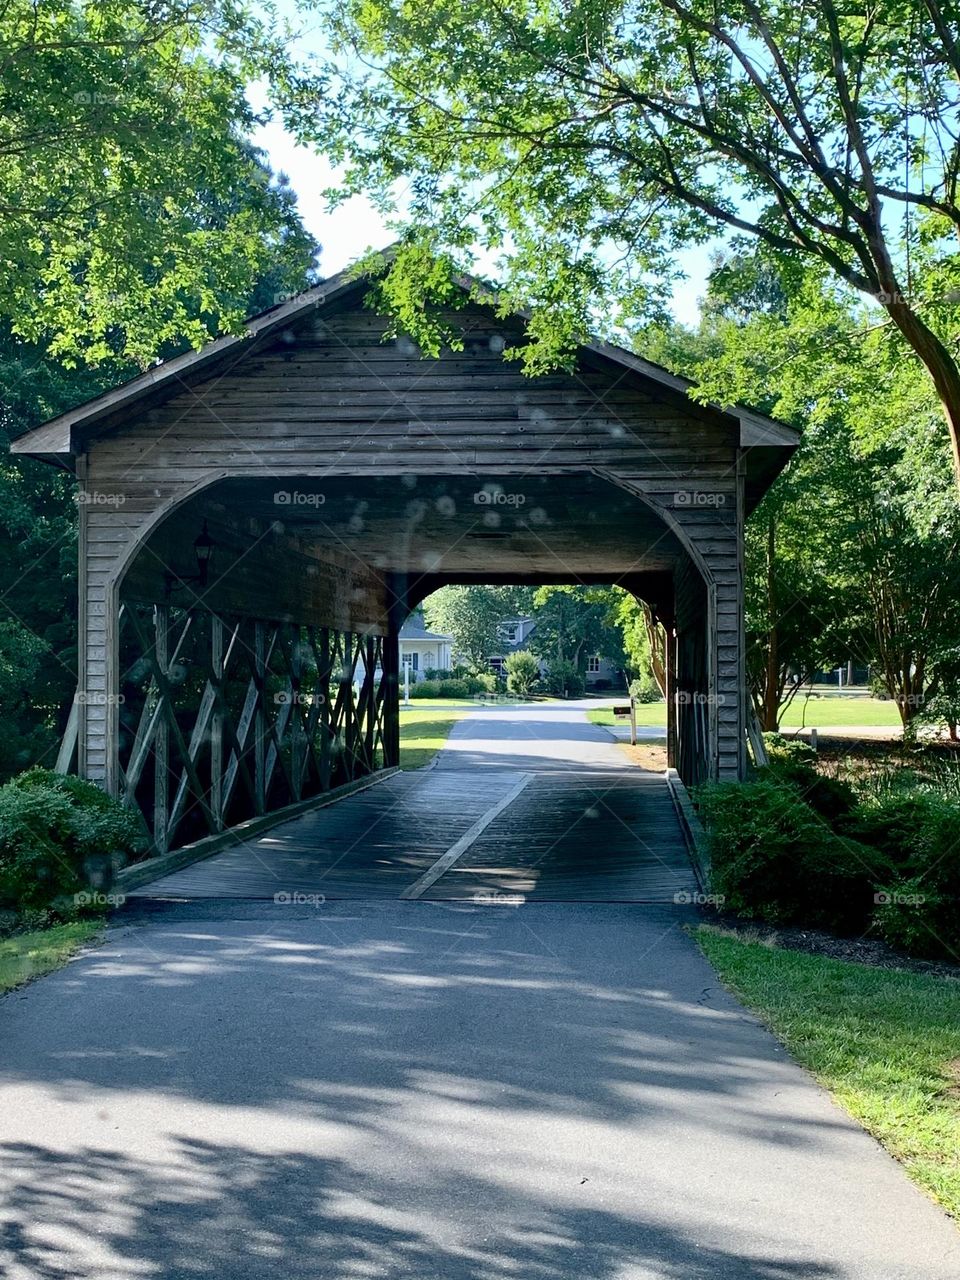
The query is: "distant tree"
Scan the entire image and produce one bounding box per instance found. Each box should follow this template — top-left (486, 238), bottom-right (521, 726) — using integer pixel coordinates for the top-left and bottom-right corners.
top-left (527, 586), bottom-right (625, 676)
top-left (543, 659), bottom-right (585, 700)
top-left (422, 585), bottom-right (535, 668)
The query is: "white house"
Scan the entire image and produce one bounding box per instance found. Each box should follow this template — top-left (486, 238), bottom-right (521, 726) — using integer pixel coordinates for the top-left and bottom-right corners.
top-left (398, 614), bottom-right (454, 681)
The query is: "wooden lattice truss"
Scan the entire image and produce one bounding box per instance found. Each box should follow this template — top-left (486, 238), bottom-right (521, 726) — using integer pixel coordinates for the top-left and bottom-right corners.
top-left (114, 602), bottom-right (395, 853)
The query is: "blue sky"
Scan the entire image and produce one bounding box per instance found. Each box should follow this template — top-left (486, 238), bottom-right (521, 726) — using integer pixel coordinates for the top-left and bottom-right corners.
top-left (253, 109), bottom-right (717, 329)
top-left (249, 12), bottom-right (720, 331)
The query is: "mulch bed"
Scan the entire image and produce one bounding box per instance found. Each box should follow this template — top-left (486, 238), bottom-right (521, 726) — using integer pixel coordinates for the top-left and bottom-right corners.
top-left (708, 911), bottom-right (960, 982)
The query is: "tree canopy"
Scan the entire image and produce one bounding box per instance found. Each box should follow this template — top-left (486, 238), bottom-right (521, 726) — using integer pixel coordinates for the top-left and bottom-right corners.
top-left (642, 251), bottom-right (960, 731)
top-left (1, 0), bottom-right (316, 365)
top-left (295, 0), bottom-right (960, 481)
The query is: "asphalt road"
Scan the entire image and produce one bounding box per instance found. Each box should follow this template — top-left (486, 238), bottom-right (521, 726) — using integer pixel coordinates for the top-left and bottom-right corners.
top-left (0, 702), bottom-right (957, 1278)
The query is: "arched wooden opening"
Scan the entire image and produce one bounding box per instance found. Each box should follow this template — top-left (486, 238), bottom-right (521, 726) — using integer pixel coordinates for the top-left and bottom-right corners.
top-left (12, 267), bottom-right (798, 852)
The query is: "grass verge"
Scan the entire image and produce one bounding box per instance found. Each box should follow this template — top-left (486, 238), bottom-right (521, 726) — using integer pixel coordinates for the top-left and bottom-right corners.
top-left (586, 697), bottom-right (903, 730)
top-left (586, 704), bottom-right (666, 728)
top-left (399, 703), bottom-right (473, 769)
top-left (0, 920), bottom-right (104, 995)
top-left (696, 927), bottom-right (960, 1219)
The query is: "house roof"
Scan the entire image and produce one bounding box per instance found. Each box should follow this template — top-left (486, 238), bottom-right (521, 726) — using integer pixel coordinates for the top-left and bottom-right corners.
top-left (10, 252), bottom-right (800, 477)
top-left (399, 617), bottom-right (453, 643)
top-left (490, 618), bottom-right (536, 658)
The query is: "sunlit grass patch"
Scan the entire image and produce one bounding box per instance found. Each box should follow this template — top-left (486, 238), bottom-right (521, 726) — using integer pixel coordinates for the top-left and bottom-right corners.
top-left (696, 927), bottom-right (960, 1219)
top-left (0, 921), bottom-right (103, 995)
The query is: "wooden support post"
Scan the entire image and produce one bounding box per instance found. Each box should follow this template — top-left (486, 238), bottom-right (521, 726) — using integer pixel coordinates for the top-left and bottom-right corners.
top-left (210, 613), bottom-right (224, 831)
top-left (289, 626), bottom-right (304, 802)
top-left (342, 631), bottom-right (356, 779)
top-left (153, 604), bottom-right (170, 853)
top-left (363, 635), bottom-right (376, 768)
top-left (254, 621), bottom-right (266, 815)
top-left (381, 627), bottom-right (400, 768)
top-left (319, 626), bottom-right (331, 790)
top-left (665, 625), bottom-right (677, 771)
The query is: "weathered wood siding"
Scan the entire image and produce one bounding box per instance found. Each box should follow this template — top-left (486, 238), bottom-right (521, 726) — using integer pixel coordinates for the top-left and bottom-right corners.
top-left (77, 299), bottom-right (746, 786)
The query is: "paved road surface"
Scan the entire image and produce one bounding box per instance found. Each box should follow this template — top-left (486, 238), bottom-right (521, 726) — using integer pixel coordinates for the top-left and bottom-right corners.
top-left (0, 701), bottom-right (956, 1278)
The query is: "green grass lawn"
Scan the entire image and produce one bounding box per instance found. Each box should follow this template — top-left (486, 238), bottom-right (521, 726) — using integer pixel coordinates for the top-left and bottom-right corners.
top-left (398, 702), bottom-right (473, 769)
top-left (0, 920), bottom-right (103, 995)
top-left (780, 695), bottom-right (903, 728)
top-left (696, 928), bottom-right (960, 1219)
top-left (586, 697), bottom-right (902, 730)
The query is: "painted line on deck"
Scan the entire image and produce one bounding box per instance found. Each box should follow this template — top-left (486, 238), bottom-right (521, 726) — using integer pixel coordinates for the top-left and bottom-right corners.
top-left (399, 772), bottom-right (533, 900)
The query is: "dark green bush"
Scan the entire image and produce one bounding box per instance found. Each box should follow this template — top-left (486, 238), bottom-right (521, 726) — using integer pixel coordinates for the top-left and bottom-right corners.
top-left (760, 733), bottom-right (858, 826)
top-left (409, 672), bottom-right (498, 698)
top-left (843, 791), bottom-right (946, 866)
top-left (0, 768), bottom-right (144, 912)
top-left (864, 794), bottom-right (960, 960)
top-left (544, 659), bottom-right (585, 698)
top-left (698, 779), bottom-right (891, 933)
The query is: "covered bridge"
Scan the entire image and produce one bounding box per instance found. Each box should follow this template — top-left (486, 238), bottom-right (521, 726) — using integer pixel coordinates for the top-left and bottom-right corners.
top-left (12, 266), bottom-right (798, 855)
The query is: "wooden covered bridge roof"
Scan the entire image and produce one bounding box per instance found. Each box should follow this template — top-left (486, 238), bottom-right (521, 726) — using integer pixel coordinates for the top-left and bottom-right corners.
top-left (11, 261), bottom-right (799, 509)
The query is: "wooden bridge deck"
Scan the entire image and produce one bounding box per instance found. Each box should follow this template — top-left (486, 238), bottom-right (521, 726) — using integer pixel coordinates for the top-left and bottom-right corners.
top-left (128, 765), bottom-right (697, 904)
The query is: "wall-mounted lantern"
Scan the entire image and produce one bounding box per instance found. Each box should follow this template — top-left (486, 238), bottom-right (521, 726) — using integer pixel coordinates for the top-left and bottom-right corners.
top-left (164, 520), bottom-right (215, 598)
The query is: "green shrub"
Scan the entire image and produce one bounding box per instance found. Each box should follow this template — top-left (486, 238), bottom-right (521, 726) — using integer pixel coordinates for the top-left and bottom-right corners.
top-left (843, 791), bottom-right (947, 866)
top-left (409, 672), bottom-right (498, 698)
top-left (505, 650), bottom-right (540, 695)
top-left (0, 768), bottom-right (144, 913)
top-left (864, 794), bottom-right (960, 960)
top-left (698, 779), bottom-right (890, 933)
top-left (760, 732), bottom-right (858, 826)
top-left (629, 674), bottom-right (662, 704)
top-left (544, 659), bottom-right (585, 698)
top-left (409, 678), bottom-right (468, 698)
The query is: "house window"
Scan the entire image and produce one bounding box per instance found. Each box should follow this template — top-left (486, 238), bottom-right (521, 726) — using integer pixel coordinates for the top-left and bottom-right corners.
top-left (587, 655), bottom-right (601, 674)
top-left (410, 652), bottom-right (419, 671)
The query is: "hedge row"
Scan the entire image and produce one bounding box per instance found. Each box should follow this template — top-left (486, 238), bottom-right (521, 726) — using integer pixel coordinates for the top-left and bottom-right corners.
top-left (697, 736), bottom-right (960, 961)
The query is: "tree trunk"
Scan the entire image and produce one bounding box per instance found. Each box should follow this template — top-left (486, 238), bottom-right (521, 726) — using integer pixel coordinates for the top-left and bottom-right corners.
top-left (886, 298), bottom-right (960, 485)
top-left (760, 516), bottom-right (780, 732)
top-left (642, 604), bottom-right (667, 695)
